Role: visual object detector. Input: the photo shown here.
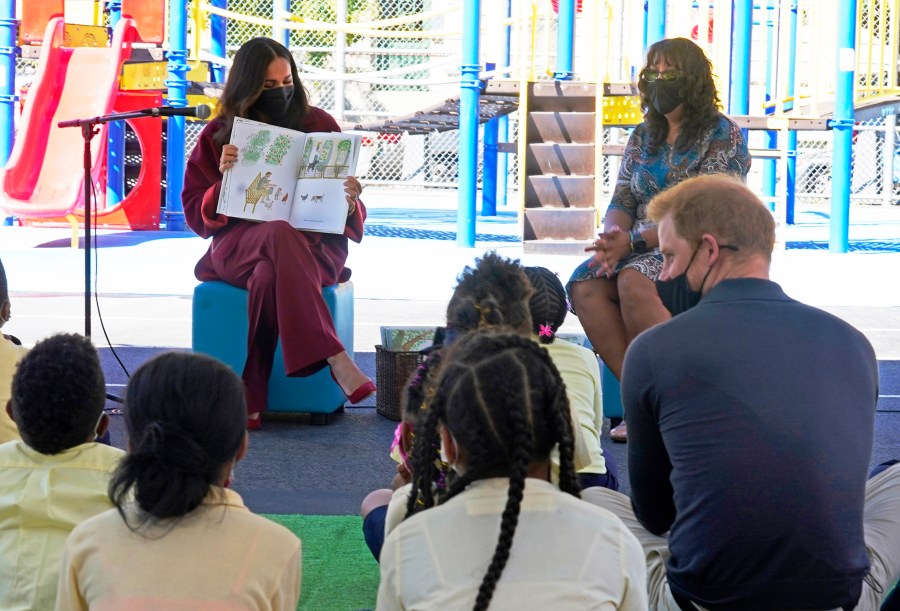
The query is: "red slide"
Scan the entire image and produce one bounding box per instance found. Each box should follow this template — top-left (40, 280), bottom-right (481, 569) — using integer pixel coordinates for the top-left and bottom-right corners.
top-left (0, 17), bottom-right (137, 218)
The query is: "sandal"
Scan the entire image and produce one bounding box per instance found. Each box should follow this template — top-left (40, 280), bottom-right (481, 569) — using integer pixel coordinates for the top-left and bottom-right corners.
top-left (610, 422), bottom-right (627, 443)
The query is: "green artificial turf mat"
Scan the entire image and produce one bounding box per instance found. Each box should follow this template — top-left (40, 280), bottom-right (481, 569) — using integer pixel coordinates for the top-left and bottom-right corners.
top-left (264, 514), bottom-right (379, 611)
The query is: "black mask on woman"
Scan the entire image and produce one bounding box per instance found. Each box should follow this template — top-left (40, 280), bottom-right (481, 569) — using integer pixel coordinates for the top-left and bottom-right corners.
top-left (254, 86), bottom-right (294, 123)
top-left (646, 80), bottom-right (684, 115)
top-left (656, 246), bottom-right (706, 316)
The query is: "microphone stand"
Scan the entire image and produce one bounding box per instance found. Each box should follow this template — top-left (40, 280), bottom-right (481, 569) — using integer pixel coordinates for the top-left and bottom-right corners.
top-left (58, 108), bottom-right (169, 404)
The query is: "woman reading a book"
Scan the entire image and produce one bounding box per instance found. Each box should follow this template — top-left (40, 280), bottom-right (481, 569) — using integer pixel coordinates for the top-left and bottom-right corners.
top-left (182, 37), bottom-right (374, 430)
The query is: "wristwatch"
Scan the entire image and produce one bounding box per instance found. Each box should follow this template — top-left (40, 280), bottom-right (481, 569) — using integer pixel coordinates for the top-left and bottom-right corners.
top-left (629, 228), bottom-right (648, 254)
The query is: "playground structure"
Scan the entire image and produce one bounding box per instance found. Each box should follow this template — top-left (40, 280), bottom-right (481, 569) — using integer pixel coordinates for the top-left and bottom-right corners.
top-left (0, 1), bottom-right (898, 252)
top-left (0, 1), bottom-right (175, 233)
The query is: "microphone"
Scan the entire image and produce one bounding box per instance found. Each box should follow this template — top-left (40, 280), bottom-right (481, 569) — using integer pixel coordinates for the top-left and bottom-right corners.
top-left (142, 104), bottom-right (212, 119)
top-left (57, 104), bottom-right (213, 129)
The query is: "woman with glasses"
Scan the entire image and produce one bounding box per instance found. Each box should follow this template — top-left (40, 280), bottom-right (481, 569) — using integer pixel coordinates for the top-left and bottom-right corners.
top-left (567, 37), bottom-right (750, 443)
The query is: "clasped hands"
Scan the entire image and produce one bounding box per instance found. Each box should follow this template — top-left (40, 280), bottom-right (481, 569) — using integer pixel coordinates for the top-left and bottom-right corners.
top-left (219, 144), bottom-right (363, 217)
top-left (585, 225), bottom-right (632, 277)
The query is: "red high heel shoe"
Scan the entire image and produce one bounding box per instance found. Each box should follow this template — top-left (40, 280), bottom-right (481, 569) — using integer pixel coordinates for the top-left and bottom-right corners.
top-left (331, 372), bottom-right (376, 405)
top-left (247, 414), bottom-right (262, 431)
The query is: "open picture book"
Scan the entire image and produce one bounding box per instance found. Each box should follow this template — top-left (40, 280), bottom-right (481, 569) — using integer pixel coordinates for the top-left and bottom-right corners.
top-left (217, 117), bottom-right (362, 234)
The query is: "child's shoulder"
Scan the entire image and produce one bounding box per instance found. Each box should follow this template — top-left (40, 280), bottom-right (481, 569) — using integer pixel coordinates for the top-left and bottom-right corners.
top-left (0, 439), bottom-right (24, 459)
top-left (67, 442), bottom-right (127, 469)
top-left (217, 492), bottom-right (302, 550)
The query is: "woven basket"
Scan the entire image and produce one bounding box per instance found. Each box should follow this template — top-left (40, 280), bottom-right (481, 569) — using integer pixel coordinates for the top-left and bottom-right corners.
top-left (375, 345), bottom-right (424, 420)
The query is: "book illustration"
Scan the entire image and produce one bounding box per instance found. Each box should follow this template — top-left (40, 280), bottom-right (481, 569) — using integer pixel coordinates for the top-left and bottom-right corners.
top-left (380, 326), bottom-right (436, 352)
top-left (218, 117), bottom-right (360, 234)
top-left (298, 193), bottom-right (326, 204)
top-left (265, 134), bottom-right (294, 166)
top-left (240, 130), bottom-right (272, 164)
top-left (243, 171), bottom-right (291, 214)
top-left (261, 185), bottom-right (289, 211)
top-left (301, 138), bottom-right (351, 178)
top-left (302, 140), bottom-right (331, 178)
top-left (335, 139), bottom-right (352, 176)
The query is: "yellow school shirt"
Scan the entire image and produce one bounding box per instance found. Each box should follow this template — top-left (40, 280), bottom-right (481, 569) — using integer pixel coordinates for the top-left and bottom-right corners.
top-left (0, 338), bottom-right (28, 443)
top-left (543, 338), bottom-right (607, 475)
top-left (0, 440), bottom-right (124, 611)
top-left (56, 487), bottom-right (302, 611)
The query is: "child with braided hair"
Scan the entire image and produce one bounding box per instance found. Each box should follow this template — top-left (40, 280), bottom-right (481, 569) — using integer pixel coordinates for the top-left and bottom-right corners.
top-left (443, 251), bottom-right (534, 344)
top-left (376, 329), bottom-right (646, 611)
top-left (361, 348), bottom-right (445, 561)
top-left (524, 266), bottom-right (620, 491)
top-left (362, 251), bottom-right (534, 561)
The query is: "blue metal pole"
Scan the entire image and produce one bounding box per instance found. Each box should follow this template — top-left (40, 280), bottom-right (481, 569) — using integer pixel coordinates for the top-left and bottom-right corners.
top-left (0, 0), bottom-right (17, 166)
top-left (482, 58), bottom-right (498, 217)
top-left (785, 0), bottom-right (798, 225)
top-left (762, 1), bottom-right (776, 211)
top-left (646, 0), bottom-right (666, 46)
top-left (497, 114), bottom-right (509, 207)
top-left (730, 0), bottom-right (751, 116)
top-left (483, 115), bottom-right (498, 216)
top-left (166, 0), bottom-right (190, 231)
top-left (554, 0), bottom-right (575, 79)
top-left (211, 0), bottom-right (227, 83)
top-left (277, 0), bottom-right (290, 48)
top-left (829, 0), bottom-right (856, 252)
top-left (106, 1), bottom-right (126, 206)
top-left (497, 0), bottom-right (511, 207)
top-left (458, 0), bottom-right (481, 247)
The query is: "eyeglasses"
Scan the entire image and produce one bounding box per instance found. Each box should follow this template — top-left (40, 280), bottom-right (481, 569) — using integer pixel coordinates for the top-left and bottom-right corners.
top-left (642, 69), bottom-right (683, 83)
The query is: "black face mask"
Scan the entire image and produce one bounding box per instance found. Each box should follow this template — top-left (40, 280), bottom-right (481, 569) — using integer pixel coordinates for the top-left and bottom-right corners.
top-left (656, 272), bottom-right (702, 316)
top-left (253, 86), bottom-right (294, 123)
top-left (646, 80), bottom-right (685, 115)
top-left (656, 246), bottom-right (706, 316)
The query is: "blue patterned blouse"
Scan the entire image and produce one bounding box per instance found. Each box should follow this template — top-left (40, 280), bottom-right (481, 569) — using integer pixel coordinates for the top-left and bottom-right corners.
top-left (609, 113), bottom-right (751, 225)
top-left (569, 113), bottom-right (751, 287)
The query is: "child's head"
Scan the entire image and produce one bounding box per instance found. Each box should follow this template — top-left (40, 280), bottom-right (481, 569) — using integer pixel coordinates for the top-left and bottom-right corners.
top-left (407, 329), bottom-right (579, 611)
top-left (445, 252), bottom-right (532, 344)
top-left (110, 352), bottom-right (247, 522)
top-left (523, 267), bottom-right (568, 344)
top-left (9, 333), bottom-right (106, 454)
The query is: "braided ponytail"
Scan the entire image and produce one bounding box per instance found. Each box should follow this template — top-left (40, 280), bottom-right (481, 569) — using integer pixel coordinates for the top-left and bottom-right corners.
top-left (420, 329), bottom-right (578, 610)
top-left (524, 266), bottom-right (569, 345)
top-left (473, 362), bottom-right (532, 611)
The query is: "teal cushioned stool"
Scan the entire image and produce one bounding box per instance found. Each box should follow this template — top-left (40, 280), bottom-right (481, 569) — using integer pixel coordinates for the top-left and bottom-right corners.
top-left (581, 336), bottom-right (624, 421)
top-left (192, 281), bottom-right (354, 417)
top-left (601, 363), bottom-right (624, 420)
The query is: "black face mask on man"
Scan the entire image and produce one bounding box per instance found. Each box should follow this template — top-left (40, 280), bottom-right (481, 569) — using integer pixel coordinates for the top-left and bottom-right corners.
top-left (253, 86), bottom-right (294, 123)
top-left (656, 246), bottom-right (704, 316)
top-left (646, 80), bottom-right (685, 115)
top-left (656, 241), bottom-right (739, 316)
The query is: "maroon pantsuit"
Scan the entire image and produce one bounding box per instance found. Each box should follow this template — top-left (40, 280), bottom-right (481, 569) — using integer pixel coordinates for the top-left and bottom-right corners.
top-left (182, 108), bottom-right (366, 415)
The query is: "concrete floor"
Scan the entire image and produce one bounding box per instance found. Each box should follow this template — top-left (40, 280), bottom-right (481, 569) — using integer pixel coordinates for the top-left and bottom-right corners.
top-left (2, 190), bottom-right (899, 513)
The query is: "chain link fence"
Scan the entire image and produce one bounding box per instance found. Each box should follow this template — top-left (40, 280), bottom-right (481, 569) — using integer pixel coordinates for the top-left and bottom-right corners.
top-left (795, 117), bottom-right (900, 206)
top-left (11, 3), bottom-right (900, 205)
top-left (216, 0), bottom-right (470, 188)
top-left (201, 0), bottom-right (578, 191)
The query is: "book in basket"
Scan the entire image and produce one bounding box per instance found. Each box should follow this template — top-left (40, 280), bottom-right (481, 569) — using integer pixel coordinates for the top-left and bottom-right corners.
top-left (217, 117), bottom-right (362, 234)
